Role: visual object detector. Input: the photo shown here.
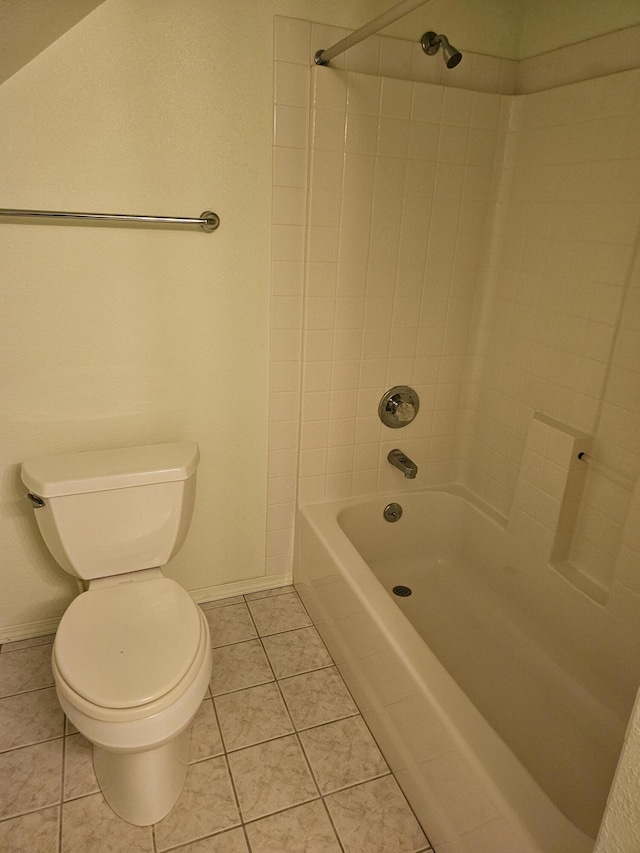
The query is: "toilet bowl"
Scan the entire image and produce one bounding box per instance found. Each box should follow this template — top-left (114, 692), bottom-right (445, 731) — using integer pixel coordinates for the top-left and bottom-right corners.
top-left (21, 442), bottom-right (212, 825)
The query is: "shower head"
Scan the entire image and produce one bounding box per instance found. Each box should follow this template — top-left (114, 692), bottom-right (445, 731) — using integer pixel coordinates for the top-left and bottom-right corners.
top-left (421, 31), bottom-right (463, 69)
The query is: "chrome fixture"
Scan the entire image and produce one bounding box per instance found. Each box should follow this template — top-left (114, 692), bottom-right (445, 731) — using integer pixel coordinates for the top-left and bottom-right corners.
top-left (379, 386), bottom-right (419, 429)
top-left (388, 449), bottom-right (418, 479)
top-left (315, 0), bottom-right (430, 66)
top-left (0, 208), bottom-right (220, 233)
top-left (26, 493), bottom-right (45, 508)
top-left (383, 502), bottom-right (403, 522)
top-left (577, 451), bottom-right (634, 492)
top-left (421, 31), bottom-right (463, 68)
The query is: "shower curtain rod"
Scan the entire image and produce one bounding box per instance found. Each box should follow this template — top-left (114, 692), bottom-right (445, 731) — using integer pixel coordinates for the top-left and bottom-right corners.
top-left (0, 208), bottom-right (220, 232)
top-left (315, 0), bottom-right (430, 66)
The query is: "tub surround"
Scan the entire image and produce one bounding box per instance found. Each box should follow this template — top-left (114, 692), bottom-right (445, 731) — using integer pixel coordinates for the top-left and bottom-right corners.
top-left (270, 17), bottom-right (640, 614)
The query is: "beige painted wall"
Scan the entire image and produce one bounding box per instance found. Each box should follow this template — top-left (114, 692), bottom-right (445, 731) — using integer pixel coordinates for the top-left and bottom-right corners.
top-left (1, 0), bottom-right (637, 633)
top-left (518, 0), bottom-right (640, 58)
top-left (0, 0), bottom-right (104, 84)
top-left (3, 0), bottom-right (448, 638)
top-left (360, 0), bottom-right (523, 59)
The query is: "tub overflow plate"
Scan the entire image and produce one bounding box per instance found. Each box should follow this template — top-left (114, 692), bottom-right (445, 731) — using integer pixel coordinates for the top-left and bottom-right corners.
top-left (383, 502), bottom-right (403, 522)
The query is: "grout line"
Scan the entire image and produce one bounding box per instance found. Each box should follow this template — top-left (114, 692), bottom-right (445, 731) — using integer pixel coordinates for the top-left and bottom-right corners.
top-left (56, 800), bottom-right (63, 853)
top-left (210, 686), bottom-right (232, 757)
top-left (240, 793), bottom-right (322, 828)
top-left (0, 638), bottom-right (56, 654)
top-left (322, 769), bottom-right (393, 800)
top-left (293, 729), bottom-right (322, 797)
top-left (221, 751), bottom-right (245, 833)
top-left (0, 802), bottom-right (61, 825)
top-left (0, 681), bottom-right (56, 700)
top-left (241, 822), bottom-right (253, 853)
top-left (320, 796), bottom-right (346, 853)
top-left (0, 731), bottom-right (64, 756)
top-left (60, 729), bottom-right (67, 817)
top-left (0, 683), bottom-right (56, 696)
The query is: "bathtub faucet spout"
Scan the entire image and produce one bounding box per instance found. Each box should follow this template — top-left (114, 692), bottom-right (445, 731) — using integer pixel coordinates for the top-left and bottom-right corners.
top-left (388, 449), bottom-right (418, 479)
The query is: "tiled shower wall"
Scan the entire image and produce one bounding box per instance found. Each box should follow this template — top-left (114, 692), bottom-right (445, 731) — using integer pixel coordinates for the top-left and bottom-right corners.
top-left (267, 17), bottom-right (513, 575)
top-left (268, 16), bottom-right (640, 595)
top-left (297, 71), bottom-right (504, 505)
top-left (460, 67), bottom-right (640, 595)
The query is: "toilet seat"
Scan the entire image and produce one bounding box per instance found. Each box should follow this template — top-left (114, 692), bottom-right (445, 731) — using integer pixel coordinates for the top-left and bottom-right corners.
top-left (53, 602), bottom-right (212, 753)
top-left (54, 577), bottom-right (203, 712)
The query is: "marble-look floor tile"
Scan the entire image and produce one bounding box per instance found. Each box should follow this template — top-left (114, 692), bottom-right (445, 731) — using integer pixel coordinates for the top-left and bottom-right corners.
top-left (0, 687), bottom-right (63, 752)
top-left (155, 756), bottom-right (240, 851)
top-left (245, 800), bottom-right (342, 852)
top-left (0, 644), bottom-right (54, 698)
top-left (300, 716), bottom-right (388, 793)
top-left (1, 634), bottom-right (56, 653)
top-left (205, 604), bottom-right (258, 649)
top-left (209, 640), bottom-right (274, 696)
top-left (279, 666), bottom-right (358, 730)
top-left (325, 775), bottom-right (429, 853)
top-left (199, 596), bottom-right (246, 611)
top-left (63, 733), bottom-right (99, 800)
top-left (0, 805), bottom-right (59, 853)
top-left (0, 739), bottom-right (62, 820)
top-left (215, 683), bottom-right (293, 751)
top-left (190, 698), bottom-right (223, 762)
top-left (228, 735), bottom-right (318, 822)
top-left (262, 627), bottom-right (332, 678)
top-left (247, 594), bottom-right (312, 636)
top-left (244, 586), bottom-right (294, 601)
top-left (61, 792), bottom-right (154, 852)
top-left (170, 827), bottom-right (250, 851)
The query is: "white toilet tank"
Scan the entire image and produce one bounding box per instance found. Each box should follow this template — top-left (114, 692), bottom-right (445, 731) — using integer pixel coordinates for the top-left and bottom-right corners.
top-left (21, 441), bottom-right (200, 580)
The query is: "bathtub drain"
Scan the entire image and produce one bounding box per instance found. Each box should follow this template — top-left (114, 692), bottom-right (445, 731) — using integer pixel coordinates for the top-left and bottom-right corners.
top-left (392, 585), bottom-right (412, 597)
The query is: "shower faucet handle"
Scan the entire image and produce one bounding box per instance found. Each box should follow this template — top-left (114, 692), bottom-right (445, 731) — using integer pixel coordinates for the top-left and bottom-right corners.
top-left (378, 386), bottom-right (420, 428)
top-left (394, 400), bottom-right (415, 422)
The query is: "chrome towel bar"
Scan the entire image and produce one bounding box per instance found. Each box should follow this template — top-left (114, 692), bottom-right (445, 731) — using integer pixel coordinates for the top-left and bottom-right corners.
top-left (0, 208), bottom-right (220, 232)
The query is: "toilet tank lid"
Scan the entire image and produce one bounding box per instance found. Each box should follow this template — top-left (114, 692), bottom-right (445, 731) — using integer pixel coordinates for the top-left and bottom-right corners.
top-left (21, 441), bottom-right (200, 498)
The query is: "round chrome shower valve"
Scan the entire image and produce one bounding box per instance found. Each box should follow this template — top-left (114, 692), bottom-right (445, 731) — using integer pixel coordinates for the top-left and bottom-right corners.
top-left (378, 386), bottom-right (420, 428)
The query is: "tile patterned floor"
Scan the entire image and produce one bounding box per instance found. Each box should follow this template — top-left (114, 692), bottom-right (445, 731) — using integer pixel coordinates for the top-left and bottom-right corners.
top-left (0, 586), bottom-right (432, 853)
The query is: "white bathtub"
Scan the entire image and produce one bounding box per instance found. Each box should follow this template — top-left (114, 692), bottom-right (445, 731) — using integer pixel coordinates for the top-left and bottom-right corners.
top-left (294, 487), bottom-right (635, 853)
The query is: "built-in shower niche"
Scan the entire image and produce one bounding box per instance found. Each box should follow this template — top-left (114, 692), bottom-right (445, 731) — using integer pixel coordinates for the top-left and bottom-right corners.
top-left (507, 414), bottom-right (606, 602)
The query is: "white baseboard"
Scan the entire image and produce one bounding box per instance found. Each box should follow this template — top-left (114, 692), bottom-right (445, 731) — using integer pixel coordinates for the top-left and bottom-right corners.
top-left (1, 572), bottom-right (294, 644)
top-left (1, 616), bottom-right (62, 645)
top-left (188, 572), bottom-right (293, 604)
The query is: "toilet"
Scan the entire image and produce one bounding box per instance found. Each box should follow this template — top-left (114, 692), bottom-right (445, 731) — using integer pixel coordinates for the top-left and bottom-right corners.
top-left (21, 441), bottom-right (213, 826)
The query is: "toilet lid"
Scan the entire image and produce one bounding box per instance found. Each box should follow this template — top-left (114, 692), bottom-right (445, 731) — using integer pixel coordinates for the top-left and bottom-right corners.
top-left (54, 578), bottom-right (202, 709)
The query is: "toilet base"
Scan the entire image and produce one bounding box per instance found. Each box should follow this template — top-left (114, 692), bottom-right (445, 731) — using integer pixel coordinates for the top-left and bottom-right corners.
top-left (94, 726), bottom-right (191, 826)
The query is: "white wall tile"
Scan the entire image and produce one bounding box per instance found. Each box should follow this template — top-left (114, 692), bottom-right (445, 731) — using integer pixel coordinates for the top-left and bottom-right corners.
top-left (273, 146), bottom-right (308, 188)
top-left (274, 62), bottom-right (310, 108)
top-left (274, 105), bottom-right (309, 149)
